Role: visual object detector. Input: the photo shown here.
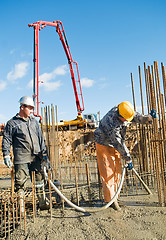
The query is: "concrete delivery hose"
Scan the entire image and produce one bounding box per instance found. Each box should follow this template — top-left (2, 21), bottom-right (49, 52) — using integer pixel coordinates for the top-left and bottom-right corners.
top-left (44, 165), bottom-right (152, 213)
top-left (44, 166), bottom-right (126, 213)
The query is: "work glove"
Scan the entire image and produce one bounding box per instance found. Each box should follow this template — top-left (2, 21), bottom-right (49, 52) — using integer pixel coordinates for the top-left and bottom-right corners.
top-left (126, 160), bottom-right (133, 170)
top-left (4, 156), bottom-right (13, 169)
top-left (150, 109), bottom-right (157, 118)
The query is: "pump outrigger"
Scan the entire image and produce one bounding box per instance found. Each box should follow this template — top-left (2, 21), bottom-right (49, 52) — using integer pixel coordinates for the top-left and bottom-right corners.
top-left (44, 165), bottom-right (152, 213)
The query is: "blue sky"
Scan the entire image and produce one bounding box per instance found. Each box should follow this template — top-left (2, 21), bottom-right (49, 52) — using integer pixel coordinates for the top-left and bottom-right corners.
top-left (0, 0), bottom-right (166, 123)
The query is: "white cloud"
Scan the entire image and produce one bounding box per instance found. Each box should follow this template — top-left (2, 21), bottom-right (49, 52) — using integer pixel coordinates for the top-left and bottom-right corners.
top-left (53, 65), bottom-right (68, 75)
top-left (0, 80), bottom-right (7, 91)
top-left (81, 77), bottom-right (95, 88)
top-left (39, 72), bottom-right (54, 82)
top-left (40, 65), bottom-right (67, 83)
top-left (42, 80), bottom-right (62, 91)
top-left (27, 65), bottom-right (67, 91)
top-left (7, 62), bottom-right (29, 82)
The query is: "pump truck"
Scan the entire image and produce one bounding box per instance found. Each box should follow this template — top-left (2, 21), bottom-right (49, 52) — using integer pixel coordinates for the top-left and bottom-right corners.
top-left (28, 20), bottom-right (98, 130)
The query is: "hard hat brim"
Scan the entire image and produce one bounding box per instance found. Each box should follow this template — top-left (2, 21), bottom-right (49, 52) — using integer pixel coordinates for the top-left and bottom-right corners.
top-left (125, 115), bottom-right (134, 122)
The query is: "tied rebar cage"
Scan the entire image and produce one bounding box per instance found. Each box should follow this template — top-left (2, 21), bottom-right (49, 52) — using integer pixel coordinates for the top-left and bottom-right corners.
top-left (130, 61), bottom-right (166, 206)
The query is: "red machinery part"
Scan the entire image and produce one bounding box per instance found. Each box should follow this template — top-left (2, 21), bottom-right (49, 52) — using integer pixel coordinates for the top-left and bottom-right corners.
top-left (28, 21), bottom-right (85, 119)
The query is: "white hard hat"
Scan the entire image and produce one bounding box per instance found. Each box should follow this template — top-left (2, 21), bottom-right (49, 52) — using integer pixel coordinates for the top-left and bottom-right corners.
top-left (19, 96), bottom-right (35, 108)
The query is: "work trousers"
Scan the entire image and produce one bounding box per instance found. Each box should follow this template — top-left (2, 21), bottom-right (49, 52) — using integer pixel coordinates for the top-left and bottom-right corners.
top-left (14, 156), bottom-right (44, 193)
top-left (95, 143), bottom-right (122, 202)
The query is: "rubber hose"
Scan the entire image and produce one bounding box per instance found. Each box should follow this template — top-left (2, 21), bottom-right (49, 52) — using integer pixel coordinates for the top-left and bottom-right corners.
top-left (44, 166), bottom-right (126, 213)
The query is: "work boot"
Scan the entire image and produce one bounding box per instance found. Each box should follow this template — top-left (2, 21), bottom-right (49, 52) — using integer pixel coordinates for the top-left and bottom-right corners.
top-left (36, 182), bottom-right (50, 210)
top-left (110, 200), bottom-right (121, 211)
top-left (39, 197), bottom-right (50, 210)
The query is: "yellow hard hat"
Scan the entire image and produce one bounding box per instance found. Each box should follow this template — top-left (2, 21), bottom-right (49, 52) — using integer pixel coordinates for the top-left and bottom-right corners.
top-left (118, 101), bottom-right (135, 122)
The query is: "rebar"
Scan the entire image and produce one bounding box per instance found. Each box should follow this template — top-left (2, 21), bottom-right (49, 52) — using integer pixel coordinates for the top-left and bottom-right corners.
top-left (131, 61), bottom-right (166, 206)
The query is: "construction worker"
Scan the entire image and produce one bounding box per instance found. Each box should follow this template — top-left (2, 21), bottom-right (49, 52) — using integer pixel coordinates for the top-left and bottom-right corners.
top-left (2, 96), bottom-right (50, 212)
top-left (94, 101), bottom-right (156, 210)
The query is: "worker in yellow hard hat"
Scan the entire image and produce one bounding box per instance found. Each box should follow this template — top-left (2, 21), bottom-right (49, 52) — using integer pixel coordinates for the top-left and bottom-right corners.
top-left (94, 101), bottom-right (156, 210)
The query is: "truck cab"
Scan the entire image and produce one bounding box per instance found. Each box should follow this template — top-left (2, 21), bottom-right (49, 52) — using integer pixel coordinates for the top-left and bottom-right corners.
top-left (83, 113), bottom-right (99, 129)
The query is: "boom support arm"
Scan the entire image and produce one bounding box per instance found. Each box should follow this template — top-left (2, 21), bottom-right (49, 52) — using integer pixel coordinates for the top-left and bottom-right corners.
top-left (28, 21), bottom-right (85, 118)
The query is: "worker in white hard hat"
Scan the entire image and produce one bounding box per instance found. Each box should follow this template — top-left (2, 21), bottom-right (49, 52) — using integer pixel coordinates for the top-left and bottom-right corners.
top-left (2, 96), bottom-right (50, 212)
top-left (94, 101), bottom-right (156, 210)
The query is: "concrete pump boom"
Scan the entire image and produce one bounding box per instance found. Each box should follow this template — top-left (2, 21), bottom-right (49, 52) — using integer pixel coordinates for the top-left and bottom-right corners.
top-left (28, 20), bottom-right (85, 119)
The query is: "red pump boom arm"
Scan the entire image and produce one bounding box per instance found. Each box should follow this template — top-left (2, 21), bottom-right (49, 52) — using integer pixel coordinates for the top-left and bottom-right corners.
top-left (28, 21), bottom-right (85, 119)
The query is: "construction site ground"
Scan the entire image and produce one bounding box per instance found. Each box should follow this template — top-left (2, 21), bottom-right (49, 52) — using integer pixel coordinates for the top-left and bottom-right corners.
top-left (8, 190), bottom-right (166, 240)
top-left (0, 131), bottom-right (166, 240)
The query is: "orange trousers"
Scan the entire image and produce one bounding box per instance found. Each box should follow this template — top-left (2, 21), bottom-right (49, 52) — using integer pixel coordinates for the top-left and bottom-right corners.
top-left (96, 143), bottom-right (122, 202)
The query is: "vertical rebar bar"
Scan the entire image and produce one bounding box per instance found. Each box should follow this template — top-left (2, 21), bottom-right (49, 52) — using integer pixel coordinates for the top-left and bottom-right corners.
top-left (32, 171), bottom-right (36, 222)
top-left (148, 65), bottom-right (163, 205)
top-left (51, 104), bottom-right (56, 180)
top-left (74, 161), bottom-right (79, 206)
top-left (48, 171), bottom-right (52, 219)
top-left (85, 163), bottom-right (91, 202)
top-left (23, 196), bottom-right (26, 234)
top-left (161, 62), bottom-right (166, 105)
top-left (154, 61), bottom-right (166, 204)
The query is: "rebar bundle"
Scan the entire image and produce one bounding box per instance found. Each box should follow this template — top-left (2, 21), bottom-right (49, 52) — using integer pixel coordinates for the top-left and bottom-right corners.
top-left (131, 61), bottom-right (166, 206)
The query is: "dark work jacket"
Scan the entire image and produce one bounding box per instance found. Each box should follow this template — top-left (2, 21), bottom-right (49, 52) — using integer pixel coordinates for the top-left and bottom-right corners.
top-left (94, 106), bottom-right (151, 162)
top-left (2, 114), bottom-right (47, 164)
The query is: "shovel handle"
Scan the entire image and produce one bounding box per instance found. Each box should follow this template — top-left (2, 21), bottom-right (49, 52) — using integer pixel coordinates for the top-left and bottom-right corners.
top-left (132, 168), bottom-right (153, 195)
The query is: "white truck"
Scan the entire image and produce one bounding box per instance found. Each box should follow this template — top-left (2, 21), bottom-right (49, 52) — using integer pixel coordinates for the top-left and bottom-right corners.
top-left (83, 113), bottom-right (100, 129)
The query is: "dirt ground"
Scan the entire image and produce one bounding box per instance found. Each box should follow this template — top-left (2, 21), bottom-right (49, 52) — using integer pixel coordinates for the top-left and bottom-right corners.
top-left (9, 191), bottom-right (166, 240)
top-left (0, 131), bottom-right (166, 240)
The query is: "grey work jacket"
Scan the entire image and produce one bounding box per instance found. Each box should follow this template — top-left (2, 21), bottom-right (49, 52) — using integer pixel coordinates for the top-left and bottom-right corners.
top-left (2, 114), bottom-right (47, 164)
top-left (94, 106), bottom-right (151, 162)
